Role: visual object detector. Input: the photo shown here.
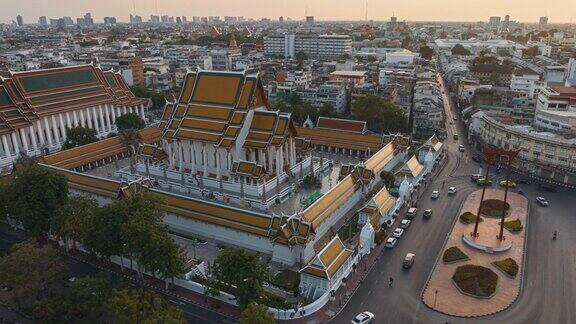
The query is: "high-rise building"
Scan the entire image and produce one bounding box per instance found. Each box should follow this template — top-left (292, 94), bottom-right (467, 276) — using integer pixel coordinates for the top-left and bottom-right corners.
top-left (84, 12), bottom-right (94, 25)
top-left (306, 16), bottom-right (314, 24)
top-left (103, 17), bottom-right (117, 26)
top-left (38, 16), bottom-right (47, 26)
top-left (539, 16), bottom-right (548, 30)
top-left (16, 15), bottom-right (24, 27)
top-left (489, 16), bottom-right (501, 27)
top-left (176, 16), bottom-right (182, 24)
top-left (150, 15), bottom-right (160, 24)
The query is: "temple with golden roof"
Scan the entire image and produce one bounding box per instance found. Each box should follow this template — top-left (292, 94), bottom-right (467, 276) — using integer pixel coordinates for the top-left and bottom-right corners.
top-left (0, 65), bottom-right (146, 172)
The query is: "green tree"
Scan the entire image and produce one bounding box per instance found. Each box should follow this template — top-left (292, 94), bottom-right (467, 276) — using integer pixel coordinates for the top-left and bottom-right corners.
top-left (130, 86), bottom-right (166, 109)
top-left (107, 289), bottom-right (185, 324)
top-left (319, 102), bottom-right (335, 118)
top-left (84, 202), bottom-right (125, 261)
top-left (5, 166), bottom-right (68, 240)
top-left (0, 177), bottom-right (10, 222)
top-left (0, 241), bottom-right (65, 308)
top-left (379, 171), bottom-right (396, 189)
top-left (52, 195), bottom-right (99, 250)
top-left (213, 247), bottom-right (268, 309)
top-left (351, 95), bottom-right (407, 133)
top-left (295, 51), bottom-right (308, 66)
top-left (240, 302), bottom-right (275, 324)
top-left (419, 45), bottom-right (434, 60)
top-left (61, 126), bottom-right (98, 150)
top-left (451, 44), bottom-right (471, 56)
top-left (32, 275), bottom-right (112, 323)
top-left (116, 112), bottom-right (146, 131)
top-left (523, 45), bottom-right (540, 57)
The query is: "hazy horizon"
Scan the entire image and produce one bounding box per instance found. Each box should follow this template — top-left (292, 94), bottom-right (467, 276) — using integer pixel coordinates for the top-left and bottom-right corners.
top-left (1, 0), bottom-right (575, 24)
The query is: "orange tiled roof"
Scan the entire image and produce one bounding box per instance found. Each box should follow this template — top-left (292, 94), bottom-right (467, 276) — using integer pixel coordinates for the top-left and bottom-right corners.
top-left (316, 117), bottom-right (366, 133)
top-left (160, 70), bottom-right (291, 149)
top-left (0, 65), bottom-right (143, 135)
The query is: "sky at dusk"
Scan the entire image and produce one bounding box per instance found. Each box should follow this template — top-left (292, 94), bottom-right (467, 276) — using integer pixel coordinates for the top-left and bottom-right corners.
top-left (1, 0), bottom-right (575, 24)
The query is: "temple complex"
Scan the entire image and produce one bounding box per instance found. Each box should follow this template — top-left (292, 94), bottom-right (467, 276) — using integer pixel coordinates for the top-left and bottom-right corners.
top-left (29, 68), bottom-right (426, 271)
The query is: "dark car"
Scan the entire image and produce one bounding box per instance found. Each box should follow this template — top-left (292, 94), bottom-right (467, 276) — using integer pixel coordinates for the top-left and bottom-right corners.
top-left (538, 184), bottom-right (557, 192)
top-left (517, 178), bottom-right (532, 185)
top-left (472, 155), bottom-right (482, 163)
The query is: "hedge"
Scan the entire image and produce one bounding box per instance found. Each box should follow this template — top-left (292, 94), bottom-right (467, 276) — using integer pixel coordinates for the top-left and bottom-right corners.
top-left (502, 219), bottom-right (523, 233)
top-left (443, 246), bottom-right (470, 263)
top-left (480, 199), bottom-right (511, 218)
top-left (459, 212), bottom-right (483, 224)
top-left (452, 265), bottom-right (498, 298)
top-left (492, 258), bottom-right (519, 277)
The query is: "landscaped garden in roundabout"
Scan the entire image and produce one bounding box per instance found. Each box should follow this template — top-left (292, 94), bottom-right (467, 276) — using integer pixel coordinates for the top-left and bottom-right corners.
top-left (480, 199), bottom-right (511, 218)
top-left (452, 265), bottom-right (499, 298)
top-left (442, 246), bottom-right (469, 263)
top-left (422, 189), bottom-right (529, 317)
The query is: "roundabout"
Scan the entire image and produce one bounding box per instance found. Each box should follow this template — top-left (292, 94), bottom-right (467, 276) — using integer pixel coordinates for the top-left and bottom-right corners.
top-left (422, 188), bottom-right (528, 317)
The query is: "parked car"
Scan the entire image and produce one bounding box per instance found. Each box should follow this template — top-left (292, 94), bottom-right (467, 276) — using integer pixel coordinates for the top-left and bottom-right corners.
top-left (470, 174), bottom-right (483, 181)
top-left (499, 180), bottom-right (517, 188)
top-left (517, 178), bottom-right (532, 185)
top-left (400, 219), bottom-right (411, 229)
top-left (406, 207), bottom-right (418, 219)
top-left (476, 177), bottom-right (492, 186)
top-left (385, 237), bottom-right (397, 248)
top-left (423, 209), bottom-right (433, 218)
top-left (431, 190), bottom-right (440, 199)
top-left (393, 228), bottom-right (404, 238)
top-left (458, 145), bottom-right (465, 152)
top-left (403, 253), bottom-right (415, 269)
top-left (448, 186), bottom-right (457, 195)
top-left (453, 134), bottom-right (459, 140)
top-left (352, 311), bottom-right (375, 324)
top-left (536, 196), bottom-right (549, 206)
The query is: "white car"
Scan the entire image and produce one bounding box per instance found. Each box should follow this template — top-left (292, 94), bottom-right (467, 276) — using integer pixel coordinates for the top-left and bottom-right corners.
top-left (448, 186), bottom-right (457, 195)
top-left (459, 144), bottom-right (465, 152)
top-left (385, 237), bottom-right (397, 248)
top-left (393, 228), bottom-right (404, 238)
top-left (400, 219), bottom-right (411, 229)
top-left (431, 190), bottom-right (440, 199)
top-left (536, 196), bottom-right (549, 207)
top-left (352, 311), bottom-right (375, 324)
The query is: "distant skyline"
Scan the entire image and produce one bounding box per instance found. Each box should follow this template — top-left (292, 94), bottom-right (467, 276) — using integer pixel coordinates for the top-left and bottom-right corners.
top-left (1, 0), bottom-right (575, 24)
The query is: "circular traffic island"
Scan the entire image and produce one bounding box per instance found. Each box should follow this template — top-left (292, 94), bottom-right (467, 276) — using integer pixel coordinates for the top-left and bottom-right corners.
top-left (452, 265), bottom-right (498, 299)
top-left (480, 199), bottom-right (511, 218)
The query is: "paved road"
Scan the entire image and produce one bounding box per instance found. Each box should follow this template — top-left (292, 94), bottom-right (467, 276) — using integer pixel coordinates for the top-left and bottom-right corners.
top-left (333, 74), bottom-right (576, 324)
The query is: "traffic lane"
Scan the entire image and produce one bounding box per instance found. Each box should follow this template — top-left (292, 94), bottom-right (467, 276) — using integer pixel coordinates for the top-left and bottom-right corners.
top-left (334, 179), bottom-right (477, 324)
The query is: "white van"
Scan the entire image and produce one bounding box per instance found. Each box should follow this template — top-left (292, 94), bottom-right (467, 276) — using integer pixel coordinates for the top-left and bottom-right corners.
top-left (406, 208), bottom-right (418, 219)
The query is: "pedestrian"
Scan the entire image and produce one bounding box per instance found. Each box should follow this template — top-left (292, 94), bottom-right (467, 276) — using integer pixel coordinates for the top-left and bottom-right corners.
top-left (389, 277), bottom-right (393, 287)
top-left (442, 180), bottom-right (445, 188)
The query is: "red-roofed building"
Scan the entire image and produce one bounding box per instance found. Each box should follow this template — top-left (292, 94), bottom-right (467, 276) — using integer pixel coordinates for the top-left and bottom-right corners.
top-left (316, 117), bottom-right (367, 134)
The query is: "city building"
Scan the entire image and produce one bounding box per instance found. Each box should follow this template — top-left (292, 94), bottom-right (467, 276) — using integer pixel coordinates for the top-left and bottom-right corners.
top-left (264, 34), bottom-right (352, 60)
top-left (470, 111), bottom-right (576, 187)
top-left (16, 15), bottom-right (24, 27)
